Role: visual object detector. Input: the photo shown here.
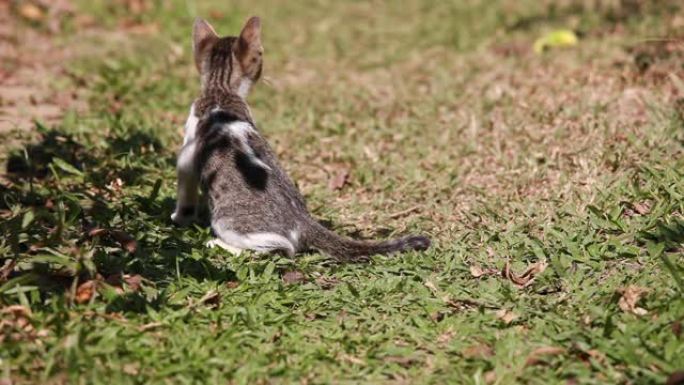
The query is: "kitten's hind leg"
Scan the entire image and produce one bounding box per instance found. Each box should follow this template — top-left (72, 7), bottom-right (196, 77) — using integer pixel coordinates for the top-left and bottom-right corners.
top-left (206, 238), bottom-right (244, 255)
top-left (172, 105), bottom-right (201, 226)
top-left (171, 140), bottom-right (200, 226)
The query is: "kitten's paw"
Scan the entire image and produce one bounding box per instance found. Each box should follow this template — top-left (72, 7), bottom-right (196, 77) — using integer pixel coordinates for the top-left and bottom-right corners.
top-left (206, 238), bottom-right (243, 255)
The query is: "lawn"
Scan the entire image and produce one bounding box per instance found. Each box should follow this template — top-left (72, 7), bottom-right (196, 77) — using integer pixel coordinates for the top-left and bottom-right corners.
top-left (1, 0), bottom-right (683, 384)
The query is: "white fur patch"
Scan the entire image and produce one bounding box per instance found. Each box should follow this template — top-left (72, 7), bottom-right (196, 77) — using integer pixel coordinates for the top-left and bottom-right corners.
top-left (212, 227), bottom-right (295, 256)
top-left (237, 78), bottom-right (252, 99)
top-left (212, 218), bottom-right (295, 255)
top-left (182, 103), bottom-right (199, 145)
top-left (289, 229), bottom-right (300, 244)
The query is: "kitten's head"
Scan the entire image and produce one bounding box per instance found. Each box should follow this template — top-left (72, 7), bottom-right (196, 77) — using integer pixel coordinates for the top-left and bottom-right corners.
top-left (192, 16), bottom-right (263, 98)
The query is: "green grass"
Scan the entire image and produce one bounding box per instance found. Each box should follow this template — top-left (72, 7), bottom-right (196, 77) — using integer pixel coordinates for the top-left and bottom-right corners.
top-left (1, 0), bottom-right (683, 384)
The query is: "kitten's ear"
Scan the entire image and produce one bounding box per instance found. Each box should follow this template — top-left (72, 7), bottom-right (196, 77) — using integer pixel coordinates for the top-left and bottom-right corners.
top-left (236, 16), bottom-right (263, 66)
top-left (193, 18), bottom-right (219, 72)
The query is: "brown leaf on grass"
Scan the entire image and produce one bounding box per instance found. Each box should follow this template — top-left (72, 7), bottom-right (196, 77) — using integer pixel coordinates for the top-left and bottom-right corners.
top-left (315, 276), bottom-right (341, 289)
top-left (462, 343), bottom-right (494, 359)
top-left (501, 260), bottom-right (547, 288)
top-left (633, 201), bottom-right (651, 215)
top-left (0, 259), bottom-right (16, 282)
top-left (0, 306), bottom-right (49, 345)
top-left (484, 370), bottom-right (496, 384)
top-left (328, 167), bottom-right (349, 190)
top-left (623, 201), bottom-right (652, 217)
top-left (17, 3), bottom-right (44, 22)
top-left (122, 363), bottom-right (140, 375)
top-left (198, 290), bottom-right (221, 309)
top-left (89, 228), bottom-right (138, 253)
top-left (618, 286), bottom-right (648, 315)
top-left (470, 264), bottom-right (485, 278)
top-left (495, 309), bottom-right (519, 324)
top-left (436, 329), bottom-right (454, 346)
top-left (447, 298), bottom-right (486, 311)
top-left (75, 280), bottom-right (96, 304)
top-left (283, 270), bottom-right (306, 285)
top-left (524, 346), bottom-right (565, 366)
top-left (225, 281), bottom-right (239, 289)
top-left (88, 228), bottom-right (107, 237)
top-left (339, 353), bottom-right (366, 366)
top-left (123, 274), bottom-right (142, 292)
top-left (470, 264), bottom-right (498, 278)
top-left (666, 371), bottom-right (684, 385)
top-left (383, 355), bottom-right (419, 368)
top-left (111, 230), bottom-right (137, 253)
top-left (672, 320), bottom-right (681, 338)
top-left (103, 273), bottom-right (143, 294)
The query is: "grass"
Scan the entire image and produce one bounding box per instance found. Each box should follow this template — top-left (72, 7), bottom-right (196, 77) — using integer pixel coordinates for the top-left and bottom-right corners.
top-left (1, 0), bottom-right (684, 383)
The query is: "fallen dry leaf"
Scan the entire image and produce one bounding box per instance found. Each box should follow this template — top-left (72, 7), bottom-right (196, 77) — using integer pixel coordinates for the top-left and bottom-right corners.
top-left (618, 285), bottom-right (648, 315)
top-left (89, 228), bottom-right (138, 253)
top-left (328, 167), bottom-right (350, 190)
top-left (495, 309), bottom-right (519, 324)
top-left (484, 370), bottom-right (497, 384)
top-left (111, 230), bottom-right (138, 253)
top-left (123, 274), bottom-right (143, 292)
top-left (198, 290), bottom-right (221, 309)
top-left (75, 280), bottom-right (96, 304)
top-left (633, 201), bottom-right (651, 215)
top-left (18, 3), bottom-right (44, 22)
top-left (470, 264), bottom-right (498, 278)
top-left (226, 281), bottom-right (239, 289)
top-left (1, 305), bottom-right (32, 318)
top-left (672, 320), bottom-right (681, 338)
top-left (88, 228), bottom-right (107, 237)
top-left (0, 259), bottom-right (16, 281)
top-left (470, 264), bottom-right (485, 278)
top-left (436, 329), bottom-right (454, 345)
top-left (0, 305), bottom-right (48, 345)
top-left (462, 343), bottom-right (494, 359)
top-left (666, 371), bottom-right (684, 385)
top-left (315, 276), bottom-right (341, 289)
top-left (502, 259), bottom-right (547, 288)
top-left (524, 346), bottom-right (565, 366)
top-left (383, 355), bottom-right (419, 368)
top-left (122, 363), bottom-right (140, 376)
top-left (339, 353), bottom-right (366, 366)
top-left (282, 270), bottom-right (306, 285)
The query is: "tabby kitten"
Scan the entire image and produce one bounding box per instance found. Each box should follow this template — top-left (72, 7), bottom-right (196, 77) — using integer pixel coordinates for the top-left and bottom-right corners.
top-left (171, 16), bottom-right (430, 261)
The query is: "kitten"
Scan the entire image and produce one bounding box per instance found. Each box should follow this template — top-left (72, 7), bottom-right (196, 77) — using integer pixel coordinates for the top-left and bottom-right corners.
top-left (171, 16), bottom-right (430, 261)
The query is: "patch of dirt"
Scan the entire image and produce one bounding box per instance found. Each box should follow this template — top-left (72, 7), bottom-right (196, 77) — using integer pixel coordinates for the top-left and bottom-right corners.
top-left (0, 1), bottom-right (87, 142)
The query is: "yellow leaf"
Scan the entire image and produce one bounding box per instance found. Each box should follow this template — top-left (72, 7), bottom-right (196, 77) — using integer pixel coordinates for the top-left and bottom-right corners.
top-left (533, 29), bottom-right (578, 54)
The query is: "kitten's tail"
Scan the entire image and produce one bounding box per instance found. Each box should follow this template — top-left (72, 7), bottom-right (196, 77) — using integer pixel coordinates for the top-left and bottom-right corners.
top-left (304, 221), bottom-right (431, 261)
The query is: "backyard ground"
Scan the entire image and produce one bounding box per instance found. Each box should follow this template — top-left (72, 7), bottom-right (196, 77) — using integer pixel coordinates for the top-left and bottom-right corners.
top-left (1, 0), bottom-right (683, 384)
